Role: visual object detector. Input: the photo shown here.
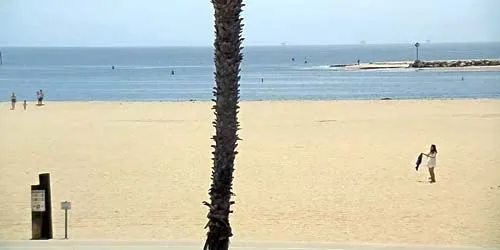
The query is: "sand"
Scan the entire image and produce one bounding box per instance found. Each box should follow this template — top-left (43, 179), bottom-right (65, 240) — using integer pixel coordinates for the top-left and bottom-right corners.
top-left (0, 100), bottom-right (499, 246)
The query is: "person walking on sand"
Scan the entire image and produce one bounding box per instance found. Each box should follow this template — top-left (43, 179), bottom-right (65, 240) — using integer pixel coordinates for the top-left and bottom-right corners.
top-left (423, 144), bottom-right (438, 183)
top-left (23, 100), bottom-right (27, 110)
top-left (10, 92), bottom-right (16, 110)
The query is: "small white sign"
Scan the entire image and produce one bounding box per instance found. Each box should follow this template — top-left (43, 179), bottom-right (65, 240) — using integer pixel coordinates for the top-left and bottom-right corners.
top-left (31, 190), bottom-right (45, 212)
top-left (61, 201), bottom-right (71, 210)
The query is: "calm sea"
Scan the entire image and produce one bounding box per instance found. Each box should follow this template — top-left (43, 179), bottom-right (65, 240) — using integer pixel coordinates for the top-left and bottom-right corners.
top-left (1, 43), bottom-right (500, 101)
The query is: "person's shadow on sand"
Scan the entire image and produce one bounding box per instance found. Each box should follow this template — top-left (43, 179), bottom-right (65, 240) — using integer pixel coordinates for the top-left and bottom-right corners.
top-left (417, 180), bottom-right (435, 183)
top-left (36, 103), bottom-right (45, 106)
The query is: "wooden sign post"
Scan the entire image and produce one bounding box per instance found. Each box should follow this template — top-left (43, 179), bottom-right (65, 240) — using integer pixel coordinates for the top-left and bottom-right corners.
top-left (31, 173), bottom-right (53, 240)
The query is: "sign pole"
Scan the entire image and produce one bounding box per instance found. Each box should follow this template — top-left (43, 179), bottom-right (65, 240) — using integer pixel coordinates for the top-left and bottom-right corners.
top-left (64, 209), bottom-right (68, 239)
top-left (60, 201), bottom-right (71, 239)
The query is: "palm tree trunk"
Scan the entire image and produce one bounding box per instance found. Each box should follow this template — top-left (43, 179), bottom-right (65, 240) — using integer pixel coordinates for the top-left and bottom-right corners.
top-left (203, 0), bottom-right (244, 250)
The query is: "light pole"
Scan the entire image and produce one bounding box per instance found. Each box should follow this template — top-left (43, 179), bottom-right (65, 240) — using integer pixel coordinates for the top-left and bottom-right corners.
top-left (414, 42), bottom-right (420, 61)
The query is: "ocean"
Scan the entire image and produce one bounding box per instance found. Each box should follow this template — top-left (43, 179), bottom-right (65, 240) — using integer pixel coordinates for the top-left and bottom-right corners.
top-left (1, 43), bottom-right (500, 101)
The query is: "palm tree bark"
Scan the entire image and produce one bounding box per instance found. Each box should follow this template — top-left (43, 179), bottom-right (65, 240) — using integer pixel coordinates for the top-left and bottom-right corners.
top-left (203, 0), bottom-right (244, 250)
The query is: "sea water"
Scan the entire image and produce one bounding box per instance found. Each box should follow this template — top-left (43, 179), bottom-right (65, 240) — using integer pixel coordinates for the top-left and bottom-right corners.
top-left (1, 43), bottom-right (499, 101)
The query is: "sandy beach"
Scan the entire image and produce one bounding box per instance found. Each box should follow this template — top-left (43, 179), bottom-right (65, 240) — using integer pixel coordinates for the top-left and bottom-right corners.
top-left (0, 100), bottom-right (499, 246)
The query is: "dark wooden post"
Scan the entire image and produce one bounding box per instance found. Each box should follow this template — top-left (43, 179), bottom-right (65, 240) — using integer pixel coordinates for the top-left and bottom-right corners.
top-left (31, 173), bottom-right (53, 240)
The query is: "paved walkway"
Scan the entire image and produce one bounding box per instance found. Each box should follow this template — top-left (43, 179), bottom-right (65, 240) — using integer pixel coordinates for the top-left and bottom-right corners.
top-left (0, 240), bottom-right (498, 250)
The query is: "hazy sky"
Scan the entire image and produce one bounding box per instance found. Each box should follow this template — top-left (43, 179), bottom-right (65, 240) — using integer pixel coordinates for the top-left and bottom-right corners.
top-left (1, 0), bottom-right (499, 46)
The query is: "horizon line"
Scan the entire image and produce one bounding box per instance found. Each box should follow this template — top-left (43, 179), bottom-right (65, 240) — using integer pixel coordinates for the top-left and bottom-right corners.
top-left (1, 41), bottom-right (500, 48)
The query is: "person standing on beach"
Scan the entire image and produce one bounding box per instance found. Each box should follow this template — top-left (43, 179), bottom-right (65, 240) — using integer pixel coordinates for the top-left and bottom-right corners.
top-left (23, 100), bottom-right (27, 110)
top-left (423, 144), bottom-right (438, 183)
top-left (37, 90), bottom-right (44, 105)
top-left (10, 93), bottom-right (16, 110)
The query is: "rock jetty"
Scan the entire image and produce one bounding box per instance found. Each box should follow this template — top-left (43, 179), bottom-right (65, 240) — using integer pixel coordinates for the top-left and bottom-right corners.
top-left (410, 59), bottom-right (500, 68)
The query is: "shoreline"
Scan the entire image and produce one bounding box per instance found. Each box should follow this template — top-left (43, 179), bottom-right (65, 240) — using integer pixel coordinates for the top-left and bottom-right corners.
top-left (2, 97), bottom-right (500, 104)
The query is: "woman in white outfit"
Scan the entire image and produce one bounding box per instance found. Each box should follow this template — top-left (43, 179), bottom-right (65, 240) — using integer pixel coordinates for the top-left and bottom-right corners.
top-left (423, 144), bottom-right (437, 183)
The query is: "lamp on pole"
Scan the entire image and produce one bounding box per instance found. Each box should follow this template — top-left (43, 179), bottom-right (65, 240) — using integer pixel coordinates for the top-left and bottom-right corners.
top-left (414, 42), bottom-right (420, 61)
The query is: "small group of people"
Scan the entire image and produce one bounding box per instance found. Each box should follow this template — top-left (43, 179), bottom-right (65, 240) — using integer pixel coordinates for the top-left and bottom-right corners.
top-left (10, 90), bottom-right (44, 110)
